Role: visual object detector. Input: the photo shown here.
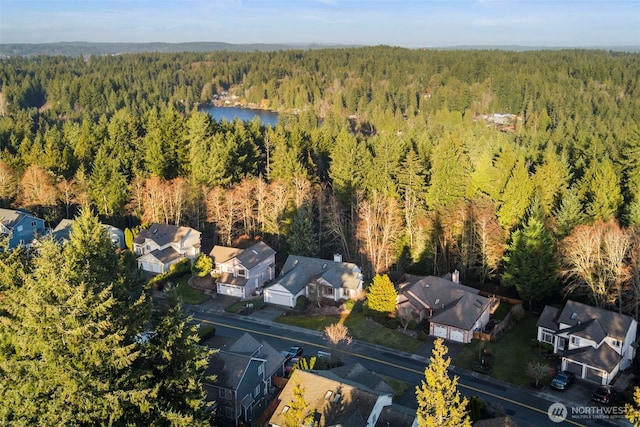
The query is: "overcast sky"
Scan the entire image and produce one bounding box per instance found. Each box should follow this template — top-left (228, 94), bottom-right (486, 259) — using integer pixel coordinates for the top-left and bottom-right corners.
top-left (1, 0), bottom-right (639, 47)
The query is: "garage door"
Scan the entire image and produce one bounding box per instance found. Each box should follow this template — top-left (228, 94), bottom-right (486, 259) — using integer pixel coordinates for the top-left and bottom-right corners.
top-left (433, 325), bottom-right (448, 339)
top-left (218, 283), bottom-right (244, 298)
top-left (450, 329), bottom-right (465, 342)
top-left (265, 290), bottom-right (292, 307)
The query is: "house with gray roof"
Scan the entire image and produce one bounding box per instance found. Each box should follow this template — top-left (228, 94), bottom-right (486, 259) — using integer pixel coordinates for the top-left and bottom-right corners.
top-left (263, 254), bottom-right (363, 308)
top-left (204, 332), bottom-right (287, 426)
top-left (536, 300), bottom-right (637, 385)
top-left (209, 241), bottom-right (276, 298)
top-left (0, 208), bottom-right (45, 249)
top-left (132, 223), bottom-right (201, 273)
top-left (396, 273), bottom-right (493, 343)
top-left (52, 218), bottom-right (125, 249)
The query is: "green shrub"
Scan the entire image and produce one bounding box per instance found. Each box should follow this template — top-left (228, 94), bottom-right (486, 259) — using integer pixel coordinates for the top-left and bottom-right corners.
top-left (191, 254), bottom-right (213, 277)
top-left (343, 299), bottom-right (356, 311)
top-left (417, 330), bottom-right (428, 341)
top-left (295, 295), bottom-right (308, 309)
top-left (385, 319), bottom-right (399, 329)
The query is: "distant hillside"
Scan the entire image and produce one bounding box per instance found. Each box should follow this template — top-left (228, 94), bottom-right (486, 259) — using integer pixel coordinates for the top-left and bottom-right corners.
top-left (0, 41), bottom-right (357, 57)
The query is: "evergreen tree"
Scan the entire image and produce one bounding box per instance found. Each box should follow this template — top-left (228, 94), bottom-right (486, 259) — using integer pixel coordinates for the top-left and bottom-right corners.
top-left (286, 207), bottom-right (318, 257)
top-left (415, 338), bottom-right (471, 427)
top-left (365, 274), bottom-right (397, 319)
top-left (502, 202), bottom-right (558, 309)
top-left (0, 209), bottom-right (214, 425)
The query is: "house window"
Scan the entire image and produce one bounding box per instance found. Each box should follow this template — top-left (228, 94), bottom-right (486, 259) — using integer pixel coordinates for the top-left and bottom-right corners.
top-left (16, 225), bottom-right (23, 232)
top-left (31, 221), bottom-right (36, 227)
top-left (237, 269), bottom-right (247, 277)
top-left (570, 336), bottom-right (580, 346)
top-left (541, 331), bottom-right (554, 344)
top-left (258, 364), bottom-right (263, 376)
top-left (224, 406), bottom-right (234, 418)
top-left (218, 389), bottom-right (233, 400)
top-left (254, 384), bottom-right (261, 397)
top-left (612, 339), bottom-right (621, 348)
top-left (322, 287), bottom-right (334, 297)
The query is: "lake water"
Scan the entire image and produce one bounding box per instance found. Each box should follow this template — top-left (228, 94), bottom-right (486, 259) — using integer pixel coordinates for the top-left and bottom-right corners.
top-left (199, 105), bottom-right (279, 127)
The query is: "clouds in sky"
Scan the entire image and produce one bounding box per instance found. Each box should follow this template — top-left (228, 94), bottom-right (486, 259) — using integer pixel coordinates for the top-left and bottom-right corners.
top-left (1, 0), bottom-right (638, 47)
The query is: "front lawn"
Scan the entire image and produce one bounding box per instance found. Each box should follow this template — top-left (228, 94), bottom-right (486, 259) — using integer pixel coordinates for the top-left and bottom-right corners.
top-left (452, 314), bottom-right (556, 387)
top-left (173, 275), bottom-right (211, 304)
top-left (276, 311), bottom-right (422, 353)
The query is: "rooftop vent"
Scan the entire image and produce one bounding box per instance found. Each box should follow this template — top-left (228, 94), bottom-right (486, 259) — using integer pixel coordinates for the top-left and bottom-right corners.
top-left (324, 390), bottom-right (333, 400)
top-left (333, 393), bottom-right (341, 403)
top-left (570, 312), bottom-right (578, 320)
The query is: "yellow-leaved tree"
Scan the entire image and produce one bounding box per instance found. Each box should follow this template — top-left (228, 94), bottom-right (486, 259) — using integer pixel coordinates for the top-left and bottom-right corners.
top-left (415, 338), bottom-right (471, 427)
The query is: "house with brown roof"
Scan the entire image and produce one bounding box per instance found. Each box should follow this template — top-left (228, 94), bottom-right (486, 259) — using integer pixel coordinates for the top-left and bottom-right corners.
top-left (209, 241), bottom-right (276, 298)
top-left (132, 223), bottom-right (201, 273)
top-left (263, 254), bottom-right (363, 308)
top-left (396, 272), bottom-right (493, 343)
top-left (536, 300), bottom-right (637, 385)
top-left (268, 368), bottom-right (400, 427)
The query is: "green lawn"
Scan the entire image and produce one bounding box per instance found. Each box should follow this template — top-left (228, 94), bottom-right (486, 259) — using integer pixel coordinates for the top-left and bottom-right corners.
top-left (276, 311), bottom-right (422, 353)
top-left (173, 275), bottom-right (211, 304)
top-left (452, 314), bottom-right (556, 387)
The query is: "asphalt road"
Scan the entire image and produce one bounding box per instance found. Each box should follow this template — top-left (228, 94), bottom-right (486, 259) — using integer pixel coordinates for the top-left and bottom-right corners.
top-left (185, 303), bottom-right (630, 427)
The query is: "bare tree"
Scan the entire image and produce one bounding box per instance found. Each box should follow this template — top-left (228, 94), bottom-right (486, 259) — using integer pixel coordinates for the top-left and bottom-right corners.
top-left (396, 306), bottom-right (417, 332)
top-left (324, 322), bottom-right (352, 362)
top-left (560, 219), bottom-right (632, 310)
top-left (356, 192), bottom-right (402, 276)
top-left (18, 164), bottom-right (58, 209)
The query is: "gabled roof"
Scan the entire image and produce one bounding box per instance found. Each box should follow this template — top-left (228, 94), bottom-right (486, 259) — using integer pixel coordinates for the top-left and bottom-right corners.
top-left (206, 351), bottom-right (254, 390)
top-left (320, 363), bottom-right (394, 395)
top-left (209, 245), bottom-right (243, 263)
top-left (270, 255), bottom-right (362, 295)
top-left (226, 333), bottom-right (286, 378)
top-left (536, 305), bottom-right (560, 331)
top-left (269, 369), bottom-right (385, 427)
top-left (235, 241), bottom-right (275, 269)
top-left (132, 223), bottom-right (200, 247)
top-left (397, 274), bottom-right (490, 330)
top-left (564, 343), bottom-right (623, 373)
top-left (146, 247), bottom-right (181, 264)
top-left (216, 272), bottom-right (249, 287)
top-left (556, 300), bottom-right (634, 342)
top-left (0, 208), bottom-right (42, 228)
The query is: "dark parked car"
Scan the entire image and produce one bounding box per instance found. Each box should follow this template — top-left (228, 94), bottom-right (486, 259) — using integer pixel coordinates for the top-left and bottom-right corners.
top-left (551, 371), bottom-right (576, 390)
top-left (281, 346), bottom-right (304, 359)
top-left (592, 386), bottom-right (617, 404)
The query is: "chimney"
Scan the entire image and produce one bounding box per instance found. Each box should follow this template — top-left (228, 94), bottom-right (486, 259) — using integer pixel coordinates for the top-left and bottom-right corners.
top-left (452, 269), bottom-right (460, 283)
top-left (333, 254), bottom-right (343, 263)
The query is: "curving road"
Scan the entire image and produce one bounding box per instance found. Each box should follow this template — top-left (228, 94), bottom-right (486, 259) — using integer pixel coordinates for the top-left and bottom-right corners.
top-left (186, 303), bottom-right (628, 427)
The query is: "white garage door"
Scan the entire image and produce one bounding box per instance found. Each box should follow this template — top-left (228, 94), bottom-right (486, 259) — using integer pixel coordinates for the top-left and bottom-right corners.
top-left (218, 283), bottom-right (244, 298)
top-left (265, 290), bottom-right (292, 307)
top-left (433, 325), bottom-right (448, 339)
top-left (450, 329), bottom-right (465, 342)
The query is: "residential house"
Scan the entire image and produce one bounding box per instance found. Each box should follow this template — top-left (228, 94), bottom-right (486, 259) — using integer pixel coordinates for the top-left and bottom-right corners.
top-left (204, 333), bottom-right (287, 426)
top-left (0, 208), bottom-right (46, 249)
top-left (268, 367), bottom-right (399, 427)
top-left (263, 254), bottom-right (363, 308)
top-left (51, 218), bottom-right (125, 249)
top-left (396, 273), bottom-right (492, 343)
top-left (210, 241), bottom-right (276, 298)
top-left (132, 223), bottom-right (201, 273)
top-left (536, 300), bottom-right (637, 385)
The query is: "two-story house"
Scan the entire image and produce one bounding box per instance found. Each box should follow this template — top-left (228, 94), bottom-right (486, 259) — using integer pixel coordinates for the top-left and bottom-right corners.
top-left (132, 223), bottom-right (201, 273)
top-left (396, 273), bottom-right (493, 343)
top-left (210, 241), bottom-right (276, 298)
top-left (536, 300), bottom-right (637, 385)
top-left (204, 333), bottom-right (286, 426)
top-left (263, 254), bottom-right (364, 308)
top-left (0, 208), bottom-right (46, 249)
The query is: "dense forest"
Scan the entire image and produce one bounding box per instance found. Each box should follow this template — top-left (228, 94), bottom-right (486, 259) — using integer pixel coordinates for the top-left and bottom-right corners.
top-left (1, 46), bottom-right (639, 315)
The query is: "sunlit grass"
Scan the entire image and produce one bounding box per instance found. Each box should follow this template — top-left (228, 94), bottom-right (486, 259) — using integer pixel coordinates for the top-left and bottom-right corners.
top-left (276, 311), bottom-right (422, 353)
